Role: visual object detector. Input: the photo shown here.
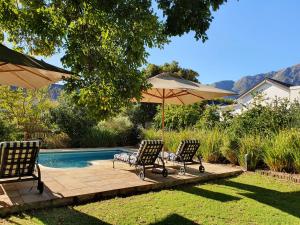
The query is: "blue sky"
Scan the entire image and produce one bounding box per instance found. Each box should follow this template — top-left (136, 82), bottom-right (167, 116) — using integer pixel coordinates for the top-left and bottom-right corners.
top-left (43, 0), bottom-right (300, 84)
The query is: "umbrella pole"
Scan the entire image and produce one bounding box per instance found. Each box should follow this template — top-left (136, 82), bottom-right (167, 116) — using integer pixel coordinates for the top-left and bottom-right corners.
top-left (162, 89), bottom-right (165, 158)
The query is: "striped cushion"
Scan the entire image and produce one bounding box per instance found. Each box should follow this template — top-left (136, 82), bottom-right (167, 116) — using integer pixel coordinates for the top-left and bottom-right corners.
top-left (0, 140), bottom-right (41, 178)
top-left (114, 152), bottom-right (137, 164)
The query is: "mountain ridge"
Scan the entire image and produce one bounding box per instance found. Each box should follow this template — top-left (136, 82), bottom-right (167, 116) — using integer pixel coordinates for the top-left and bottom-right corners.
top-left (211, 63), bottom-right (300, 94)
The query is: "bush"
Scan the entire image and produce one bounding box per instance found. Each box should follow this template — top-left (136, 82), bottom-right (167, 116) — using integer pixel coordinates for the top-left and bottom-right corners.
top-left (198, 128), bottom-right (224, 163)
top-left (142, 128), bottom-right (197, 152)
top-left (195, 105), bottom-right (220, 129)
top-left (263, 130), bottom-right (300, 172)
top-left (154, 104), bottom-right (201, 130)
top-left (221, 133), bottom-right (239, 165)
top-left (238, 135), bottom-right (264, 170)
top-left (43, 133), bottom-right (71, 149)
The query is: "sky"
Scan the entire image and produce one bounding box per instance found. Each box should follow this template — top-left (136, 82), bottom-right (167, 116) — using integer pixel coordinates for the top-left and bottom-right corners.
top-left (42, 0), bottom-right (300, 84)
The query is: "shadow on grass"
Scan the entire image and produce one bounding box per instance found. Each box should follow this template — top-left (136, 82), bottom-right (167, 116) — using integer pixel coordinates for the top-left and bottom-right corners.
top-left (7, 206), bottom-right (111, 225)
top-left (182, 186), bottom-right (241, 202)
top-left (150, 213), bottom-right (200, 225)
top-left (223, 180), bottom-right (300, 218)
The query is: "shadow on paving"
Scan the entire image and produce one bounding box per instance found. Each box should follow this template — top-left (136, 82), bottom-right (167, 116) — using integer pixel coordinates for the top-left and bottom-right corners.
top-left (7, 207), bottom-right (112, 225)
top-left (223, 180), bottom-right (300, 218)
top-left (150, 213), bottom-right (200, 225)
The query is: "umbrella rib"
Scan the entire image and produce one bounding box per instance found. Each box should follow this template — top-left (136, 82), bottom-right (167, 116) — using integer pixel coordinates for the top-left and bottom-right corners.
top-left (186, 91), bottom-right (205, 99)
top-left (156, 89), bottom-right (163, 98)
top-left (165, 90), bottom-right (188, 98)
top-left (142, 91), bottom-right (161, 99)
top-left (12, 71), bottom-right (35, 89)
top-left (0, 69), bottom-right (24, 72)
top-left (169, 89), bottom-right (184, 104)
top-left (14, 65), bottom-right (53, 82)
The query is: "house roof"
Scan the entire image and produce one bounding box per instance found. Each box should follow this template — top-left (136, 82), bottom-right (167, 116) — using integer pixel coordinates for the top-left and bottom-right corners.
top-left (237, 78), bottom-right (293, 100)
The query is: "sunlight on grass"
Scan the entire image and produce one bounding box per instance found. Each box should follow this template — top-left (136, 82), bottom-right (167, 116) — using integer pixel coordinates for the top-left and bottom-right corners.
top-left (4, 173), bottom-right (300, 225)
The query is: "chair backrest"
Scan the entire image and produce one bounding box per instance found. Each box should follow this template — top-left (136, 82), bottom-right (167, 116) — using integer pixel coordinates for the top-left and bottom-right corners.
top-left (135, 140), bottom-right (163, 166)
top-left (176, 140), bottom-right (200, 162)
top-left (0, 140), bottom-right (41, 178)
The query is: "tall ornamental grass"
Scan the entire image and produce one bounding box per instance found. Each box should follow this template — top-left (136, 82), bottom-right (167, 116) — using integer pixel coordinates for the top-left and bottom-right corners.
top-left (198, 128), bottom-right (224, 163)
top-left (238, 135), bottom-right (264, 170)
top-left (221, 133), bottom-right (239, 165)
top-left (264, 130), bottom-right (300, 172)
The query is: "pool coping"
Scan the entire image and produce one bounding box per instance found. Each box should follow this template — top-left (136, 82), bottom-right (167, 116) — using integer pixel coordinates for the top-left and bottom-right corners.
top-left (40, 146), bottom-right (136, 153)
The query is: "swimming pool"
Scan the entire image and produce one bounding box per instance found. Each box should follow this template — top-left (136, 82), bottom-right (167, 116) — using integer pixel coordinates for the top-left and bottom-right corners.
top-left (38, 149), bottom-right (126, 168)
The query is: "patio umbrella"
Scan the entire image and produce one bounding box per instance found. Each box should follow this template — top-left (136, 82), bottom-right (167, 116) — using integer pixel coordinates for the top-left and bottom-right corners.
top-left (139, 72), bottom-right (236, 152)
top-left (0, 44), bottom-right (72, 89)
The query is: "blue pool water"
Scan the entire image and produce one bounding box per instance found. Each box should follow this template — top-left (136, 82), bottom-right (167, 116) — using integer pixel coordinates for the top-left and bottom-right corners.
top-left (38, 150), bottom-right (125, 168)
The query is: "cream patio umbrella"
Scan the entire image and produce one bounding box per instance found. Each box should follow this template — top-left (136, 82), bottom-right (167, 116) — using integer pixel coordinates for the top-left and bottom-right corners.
top-left (0, 44), bottom-right (72, 89)
top-left (139, 72), bottom-right (236, 154)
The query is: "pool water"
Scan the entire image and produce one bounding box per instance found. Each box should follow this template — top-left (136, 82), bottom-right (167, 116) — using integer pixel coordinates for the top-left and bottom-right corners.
top-left (38, 150), bottom-right (125, 168)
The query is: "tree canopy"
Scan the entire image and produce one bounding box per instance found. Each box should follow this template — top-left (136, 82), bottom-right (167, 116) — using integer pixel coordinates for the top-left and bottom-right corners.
top-left (143, 61), bottom-right (199, 82)
top-left (0, 0), bottom-right (227, 119)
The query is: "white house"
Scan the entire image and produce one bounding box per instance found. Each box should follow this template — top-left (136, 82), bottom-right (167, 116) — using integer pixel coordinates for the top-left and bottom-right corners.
top-left (232, 78), bottom-right (300, 114)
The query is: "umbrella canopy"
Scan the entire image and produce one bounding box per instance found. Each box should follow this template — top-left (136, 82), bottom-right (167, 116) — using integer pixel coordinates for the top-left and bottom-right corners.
top-left (140, 73), bottom-right (236, 105)
top-left (0, 44), bottom-right (72, 89)
top-left (139, 73), bottom-right (236, 154)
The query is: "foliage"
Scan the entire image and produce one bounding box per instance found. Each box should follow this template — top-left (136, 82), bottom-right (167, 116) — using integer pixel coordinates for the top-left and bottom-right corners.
top-left (0, 118), bottom-right (15, 141)
top-left (125, 103), bottom-right (157, 128)
top-left (0, 86), bottom-right (54, 139)
top-left (229, 97), bottom-right (299, 137)
top-left (221, 132), bottom-right (239, 165)
top-left (49, 93), bottom-right (96, 147)
top-left (263, 130), bottom-right (300, 172)
top-left (0, 1), bottom-right (227, 119)
top-left (198, 128), bottom-right (224, 163)
top-left (143, 61), bottom-right (199, 81)
top-left (43, 133), bottom-right (71, 149)
top-left (195, 105), bottom-right (220, 129)
top-left (238, 135), bottom-right (264, 171)
top-left (154, 104), bottom-right (202, 130)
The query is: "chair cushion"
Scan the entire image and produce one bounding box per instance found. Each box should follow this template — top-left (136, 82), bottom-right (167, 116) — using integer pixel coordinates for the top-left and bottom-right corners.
top-left (114, 152), bottom-right (137, 164)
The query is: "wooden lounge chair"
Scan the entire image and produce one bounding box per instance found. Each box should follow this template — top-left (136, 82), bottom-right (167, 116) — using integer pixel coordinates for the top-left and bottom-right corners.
top-left (113, 140), bottom-right (168, 180)
top-left (167, 140), bottom-right (205, 175)
top-left (0, 140), bottom-right (44, 193)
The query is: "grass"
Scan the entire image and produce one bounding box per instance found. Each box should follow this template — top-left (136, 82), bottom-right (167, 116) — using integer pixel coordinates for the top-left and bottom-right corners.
top-left (3, 173), bottom-right (300, 225)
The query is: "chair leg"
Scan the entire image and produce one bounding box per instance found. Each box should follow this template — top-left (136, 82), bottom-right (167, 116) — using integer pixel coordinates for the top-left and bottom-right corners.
top-left (36, 164), bottom-right (44, 194)
top-left (113, 159), bottom-right (115, 168)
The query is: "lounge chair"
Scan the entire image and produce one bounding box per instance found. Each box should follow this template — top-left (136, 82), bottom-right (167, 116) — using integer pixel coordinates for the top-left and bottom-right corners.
top-left (167, 140), bottom-right (205, 175)
top-left (113, 140), bottom-right (168, 180)
top-left (0, 140), bottom-right (44, 193)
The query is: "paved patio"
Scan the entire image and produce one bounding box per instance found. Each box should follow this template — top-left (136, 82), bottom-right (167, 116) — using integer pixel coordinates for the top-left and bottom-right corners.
top-left (0, 160), bottom-right (242, 216)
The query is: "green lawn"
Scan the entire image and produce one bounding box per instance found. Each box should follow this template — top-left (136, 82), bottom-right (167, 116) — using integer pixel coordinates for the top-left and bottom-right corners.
top-left (3, 173), bottom-right (300, 225)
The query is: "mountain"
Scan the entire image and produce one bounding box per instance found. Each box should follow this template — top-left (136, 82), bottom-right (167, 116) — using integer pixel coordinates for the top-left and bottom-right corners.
top-left (211, 63), bottom-right (300, 95)
top-left (49, 84), bottom-right (64, 100)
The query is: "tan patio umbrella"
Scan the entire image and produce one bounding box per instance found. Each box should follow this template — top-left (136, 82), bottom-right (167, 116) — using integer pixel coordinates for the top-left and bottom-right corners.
top-left (0, 44), bottom-right (72, 89)
top-left (139, 72), bottom-right (236, 152)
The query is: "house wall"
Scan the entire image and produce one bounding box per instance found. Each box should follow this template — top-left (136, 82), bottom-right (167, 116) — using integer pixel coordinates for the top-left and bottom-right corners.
top-left (235, 81), bottom-right (290, 114)
top-left (290, 86), bottom-right (300, 102)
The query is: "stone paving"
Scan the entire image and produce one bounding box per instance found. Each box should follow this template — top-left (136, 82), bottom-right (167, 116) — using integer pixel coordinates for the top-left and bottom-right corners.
top-left (0, 160), bottom-right (242, 216)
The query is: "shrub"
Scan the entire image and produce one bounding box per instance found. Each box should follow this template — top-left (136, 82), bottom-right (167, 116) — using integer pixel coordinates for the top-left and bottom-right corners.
top-left (198, 128), bottom-right (224, 163)
top-left (221, 133), bottom-right (239, 165)
top-left (142, 128), bottom-right (197, 152)
top-left (43, 133), bottom-right (71, 149)
top-left (154, 104), bottom-right (201, 130)
top-left (238, 135), bottom-right (264, 170)
top-left (195, 105), bottom-right (220, 129)
top-left (264, 130), bottom-right (300, 172)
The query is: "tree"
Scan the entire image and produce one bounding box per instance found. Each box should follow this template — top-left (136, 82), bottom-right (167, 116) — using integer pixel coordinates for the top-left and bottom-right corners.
top-left (0, 86), bottom-right (54, 139)
top-left (143, 61), bottom-right (199, 82)
top-left (0, 0), bottom-right (227, 119)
